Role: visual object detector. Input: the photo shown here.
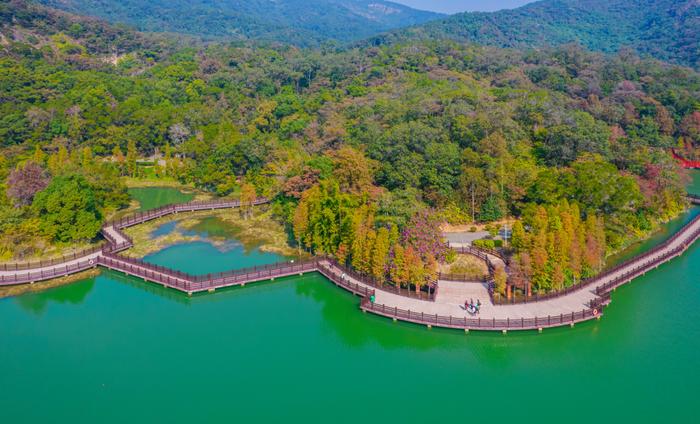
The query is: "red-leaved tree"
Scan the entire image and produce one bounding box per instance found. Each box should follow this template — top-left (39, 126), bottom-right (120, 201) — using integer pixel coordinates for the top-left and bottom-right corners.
top-left (6, 161), bottom-right (50, 207)
top-left (401, 209), bottom-right (448, 262)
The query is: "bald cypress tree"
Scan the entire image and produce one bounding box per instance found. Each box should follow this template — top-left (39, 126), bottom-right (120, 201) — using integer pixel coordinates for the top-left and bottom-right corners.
top-left (371, 227), bottom-right (390, 280)
top-left (390, 243), bottom-right (408, 287)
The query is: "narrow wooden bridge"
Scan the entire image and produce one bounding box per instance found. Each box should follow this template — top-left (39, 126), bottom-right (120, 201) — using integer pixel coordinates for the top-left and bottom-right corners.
top-left (2, 195), bottom-right (699, 332)
top-left (1, 198), bottom-right (269, 285)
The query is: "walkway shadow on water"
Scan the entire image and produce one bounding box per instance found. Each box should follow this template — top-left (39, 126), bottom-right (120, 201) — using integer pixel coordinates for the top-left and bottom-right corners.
top-left (102, 267), bottom-right (301, 306)
top-left (13, 278), bottom-right (96, 315)
top-left (103, 269), bottom-right (193, 305)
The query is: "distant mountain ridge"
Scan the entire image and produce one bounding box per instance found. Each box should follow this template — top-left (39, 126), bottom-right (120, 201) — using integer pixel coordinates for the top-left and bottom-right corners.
top-left (378, 0), bottom-right (700, 69)
top-left (38, 0), bottom-right (444, 46)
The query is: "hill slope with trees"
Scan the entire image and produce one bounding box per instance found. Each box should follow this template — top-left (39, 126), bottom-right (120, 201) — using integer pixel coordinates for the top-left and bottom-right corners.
top-left (377, 0), bottom-right (700, 69)
top-left (37, 0), bottom-right (443, 46)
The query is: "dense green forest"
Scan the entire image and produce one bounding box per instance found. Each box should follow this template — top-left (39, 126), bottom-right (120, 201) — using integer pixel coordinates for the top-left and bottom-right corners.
top-left (1, 1), bottom-right (699, 294)
top-left (379, 0), bottom-right (700, 70)
top-left (36, 0), bottom-right (700, 69)
top-left (37, 0), bottom-right (442, 46)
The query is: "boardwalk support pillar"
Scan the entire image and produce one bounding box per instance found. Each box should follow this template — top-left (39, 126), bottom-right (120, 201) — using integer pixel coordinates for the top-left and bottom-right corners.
top-left (392, 317), bottom-right (397, 322)
top-left (208, 288), bottom-right (215, 293)
top-left (502, 329), bottom-right (507, 335)
top-left (538, 328), bottom-right (543, 333)
top-left (570, 323), bottom-right (575, 328)
top-left (464, 328), bottom-right (469, 333)
top-left (187, 292), bottom-right (192, 297)
top-left (427, 324), bottom-right (432, 329)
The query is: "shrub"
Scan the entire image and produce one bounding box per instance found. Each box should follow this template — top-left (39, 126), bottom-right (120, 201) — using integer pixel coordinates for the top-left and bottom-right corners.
top-left (473, 239), bottom-right (495, 249)
top-left (31, 174), bottom-right (102, 243)
top-left (444, 248), bottom-right (457, 264)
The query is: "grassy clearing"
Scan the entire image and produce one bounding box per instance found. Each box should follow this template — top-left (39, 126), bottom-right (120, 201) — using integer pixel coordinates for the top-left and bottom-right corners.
top-left (123, 178), bottom-right (216, 203)
top-left (0, 268), bottom-right (101, 299)
top-left (123, 177), bottom-right (193, 189)
top-left (439, 254), bottom-right (488, 279)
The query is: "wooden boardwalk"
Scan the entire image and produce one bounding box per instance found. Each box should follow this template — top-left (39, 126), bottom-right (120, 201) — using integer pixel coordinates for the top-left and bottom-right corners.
top-left (2, 197), bottom-right (699, 332)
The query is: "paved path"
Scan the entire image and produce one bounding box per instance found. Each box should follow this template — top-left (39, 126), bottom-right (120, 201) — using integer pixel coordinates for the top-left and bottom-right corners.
top-left (0, 251), bottom-right (101, 280)
top-left (322, 266), bottom-right (596, 319)
top-left (443, 231), bottom-right (489, 245)
top-left (0, 225), bottom-right (126, 282)
top-left (102, 225), bottom-right (130, 246)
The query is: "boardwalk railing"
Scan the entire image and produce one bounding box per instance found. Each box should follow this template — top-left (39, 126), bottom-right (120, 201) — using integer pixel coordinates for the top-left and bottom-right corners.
top-left (0, 244), bottom-right (104, 272)
top-left (107, 198), bottom-right (269, 230)
top-left (0, 198), bottom-right (268, 274)
top-left (595, 224), bottom-right (700, 297)
top-left (102, 227), bottom-right (134, 253)
top-left (447, 245), bottom-right (499, 282)
top-left (360, 298), bottom-right (600, 331)
top-left (470, 245), bottom-right (506, 262)
top-left (438, 272), bottom-right (490, 283)
top-left (0, 198), bottom-right (268, 279)
top-left (97, 252), bottom-right (393, 297)
top-left (324, 258), bottom-right (436, 301)
top-left (99, 253), bottom-right (317, 292)
top-left (96, 253), bottom-right (380, 298)
top-left (449, 245), bottom-right (500, 268)
top-left (494, 279), bottom-right (592, 305)
top-left (316, 262), bottom-right (376, 298)
top-left (0, 257), bottom-right (99, 285)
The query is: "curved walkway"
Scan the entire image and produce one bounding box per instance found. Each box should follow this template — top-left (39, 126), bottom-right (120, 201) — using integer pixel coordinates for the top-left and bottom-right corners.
top-left (0, 199), bottom-right (267, 284)
top-left (1, 197), bottom-right (699, 331)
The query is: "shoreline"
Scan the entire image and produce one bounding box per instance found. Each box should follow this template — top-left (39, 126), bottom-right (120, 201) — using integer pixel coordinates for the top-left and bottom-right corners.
top-left (0, 268), bottom-right (101, 299)
top-left (1, 195), bottom-right (698, 333)
top-left (603, 204), bottom-right (698, 268)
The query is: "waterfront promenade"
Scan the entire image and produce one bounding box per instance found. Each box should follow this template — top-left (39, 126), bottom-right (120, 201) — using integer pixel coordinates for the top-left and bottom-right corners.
top-left (2, 197), bottom-right (699, 331)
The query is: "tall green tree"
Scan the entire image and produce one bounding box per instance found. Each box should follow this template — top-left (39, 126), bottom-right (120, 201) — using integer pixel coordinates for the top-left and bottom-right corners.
top-left (31, 175), bottom-right (102, 243)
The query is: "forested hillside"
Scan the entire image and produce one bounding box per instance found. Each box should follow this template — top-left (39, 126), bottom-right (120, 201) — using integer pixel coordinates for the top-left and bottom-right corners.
top-left (37, 0), bottom-right (442, 46)
top-left (379, 0), bottom-right (700, 69)
top-left (2, 1), bottom-right (700, 293)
